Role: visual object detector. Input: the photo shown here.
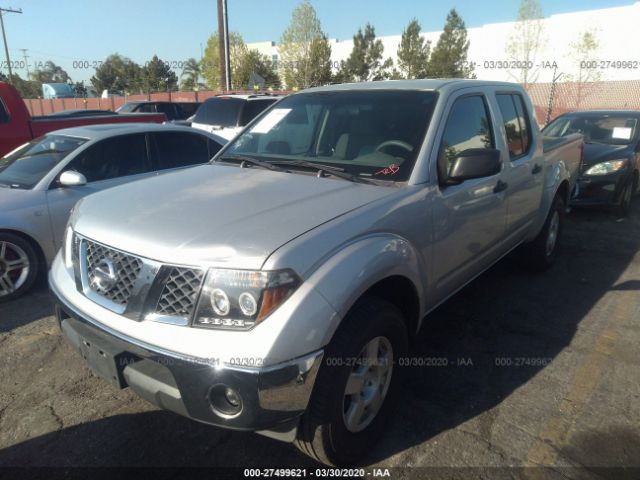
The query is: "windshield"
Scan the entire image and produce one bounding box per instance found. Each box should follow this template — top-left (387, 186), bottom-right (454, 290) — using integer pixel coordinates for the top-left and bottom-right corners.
top-left (224, 90), bottom-right (438, 183)
top-left (0, 135), bottom-right (88, 189)
top-left (544, 114), bottom-right (638, 145)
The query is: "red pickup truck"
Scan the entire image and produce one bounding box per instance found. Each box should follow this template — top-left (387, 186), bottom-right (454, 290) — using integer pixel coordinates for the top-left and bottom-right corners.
top-left (0, 82), bottom-right (166, 157)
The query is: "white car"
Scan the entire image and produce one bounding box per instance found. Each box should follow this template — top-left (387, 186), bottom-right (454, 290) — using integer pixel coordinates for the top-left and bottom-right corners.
top-left (191, 94), bottom-right (281, 141)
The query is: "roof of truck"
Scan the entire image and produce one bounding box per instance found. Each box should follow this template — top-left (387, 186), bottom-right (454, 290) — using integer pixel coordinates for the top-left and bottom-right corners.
top-left (301, 79), bottom-right (521, 93)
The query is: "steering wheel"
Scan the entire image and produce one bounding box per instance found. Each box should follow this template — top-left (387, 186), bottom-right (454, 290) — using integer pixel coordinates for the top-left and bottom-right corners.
top-left (375, 140), bottom-right (414, 154)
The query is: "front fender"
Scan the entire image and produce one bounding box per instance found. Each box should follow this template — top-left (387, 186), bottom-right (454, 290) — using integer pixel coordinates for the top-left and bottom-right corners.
top-left (307, 234), bottom-right (427, 345)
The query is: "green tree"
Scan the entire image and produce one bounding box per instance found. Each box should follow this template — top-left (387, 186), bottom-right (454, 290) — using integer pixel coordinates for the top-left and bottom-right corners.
top-left (566, 29), bottom-right (602, 107)
top-left (74, 81), bottom-right (88, 97)
top-left (180, 58), bottom-right (205, 91)
top-left (397, 19), bottom-right (431, 79)
top-left (427, 9), bottom-right (475, 78)
top-left (142, 55), bottom-right (178, 92)
top-left (505, 0), bottom-right (546, 86)
top-left (31, 60), bottom-right (72, 83)
top-left (201, 31), bottom-right (247, 90)
top-left (235, 49), bottom-right (281, 89)
top-left (279, 0), bottom-right (333, 89)
top-left (338, 23), bottom-right (393, 82)
top-left (91, 54), bottom-right (143, 94)
top-left (9, 73), bottom-right (41, 98)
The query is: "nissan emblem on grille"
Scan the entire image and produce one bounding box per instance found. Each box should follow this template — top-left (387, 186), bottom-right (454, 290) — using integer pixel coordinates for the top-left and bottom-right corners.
top-left (85, 240), bottom-right (142, 306)
top-left (91, 258), bottom-right (118, 292)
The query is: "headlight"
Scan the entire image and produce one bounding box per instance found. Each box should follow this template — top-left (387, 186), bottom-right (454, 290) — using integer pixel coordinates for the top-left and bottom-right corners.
top-left (584, 159), bottom-right (627, 176)
top-left (193, 268), bottom-right (302, 330)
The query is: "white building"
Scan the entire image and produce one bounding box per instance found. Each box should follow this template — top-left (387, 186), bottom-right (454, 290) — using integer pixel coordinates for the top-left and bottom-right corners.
top-left (248, 1), bottom-right (640, 82)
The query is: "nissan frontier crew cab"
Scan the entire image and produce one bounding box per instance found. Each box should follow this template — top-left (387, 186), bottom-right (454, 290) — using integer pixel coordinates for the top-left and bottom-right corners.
top-left (49, 80), bottom-right (583, 466)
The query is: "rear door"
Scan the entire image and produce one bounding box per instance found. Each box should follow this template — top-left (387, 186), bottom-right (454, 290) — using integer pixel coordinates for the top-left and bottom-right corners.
top-left (430, 91), bottom-right (508, 301)
top-left (494, 92), bottom-right (543, 245)
top-left (45, 133), bottom-right (154, 247)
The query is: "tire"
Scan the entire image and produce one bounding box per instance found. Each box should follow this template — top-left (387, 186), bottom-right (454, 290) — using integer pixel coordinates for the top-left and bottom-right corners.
top-left (519, 194), bottom-right (565, 272)
top-left (617, 177), bottom-right (634, 217)
top-left (0, 233), bottom-right (39, 302)
top-left (295, 298), bottom-right (408, 466)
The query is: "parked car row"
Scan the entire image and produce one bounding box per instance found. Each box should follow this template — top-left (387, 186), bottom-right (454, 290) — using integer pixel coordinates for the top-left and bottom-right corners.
top-left (0, 78), bottom-right (636, 467)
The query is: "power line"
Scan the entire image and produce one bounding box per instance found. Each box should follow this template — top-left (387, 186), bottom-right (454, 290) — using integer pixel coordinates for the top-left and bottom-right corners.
top-left (0, 6), bottom-right (22, 84)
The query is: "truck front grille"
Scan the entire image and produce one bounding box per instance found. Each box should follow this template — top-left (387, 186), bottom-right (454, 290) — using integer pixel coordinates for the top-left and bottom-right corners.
top-left (85, 240), bottom-right (142, 306)
top-left (155, 267), bottom-right (204, 318)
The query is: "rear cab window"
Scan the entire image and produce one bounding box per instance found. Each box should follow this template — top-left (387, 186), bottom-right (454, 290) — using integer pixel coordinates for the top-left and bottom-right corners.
top-left (496, 93), bottom-right (532, 159)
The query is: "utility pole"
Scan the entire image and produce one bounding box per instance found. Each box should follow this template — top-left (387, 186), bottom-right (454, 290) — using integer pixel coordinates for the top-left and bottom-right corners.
top-left (0, 7), bottom-right (22, 84)
top-left (18, 47), bottom-right (28, 78)
top-left (216, 0), bottom-right (231, 91)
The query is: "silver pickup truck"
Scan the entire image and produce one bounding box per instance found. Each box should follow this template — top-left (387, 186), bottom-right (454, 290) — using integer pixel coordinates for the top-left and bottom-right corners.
top-left (49, 80), bottom-right (582, 466)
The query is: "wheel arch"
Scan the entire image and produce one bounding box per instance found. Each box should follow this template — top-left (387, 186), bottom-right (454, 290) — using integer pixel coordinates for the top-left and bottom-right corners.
top-left (0, 228), bottom-right (47, 274)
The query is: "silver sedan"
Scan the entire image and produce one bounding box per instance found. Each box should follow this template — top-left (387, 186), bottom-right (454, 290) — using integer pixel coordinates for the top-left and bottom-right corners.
top-left (0, 123), bottom-right (226, 301)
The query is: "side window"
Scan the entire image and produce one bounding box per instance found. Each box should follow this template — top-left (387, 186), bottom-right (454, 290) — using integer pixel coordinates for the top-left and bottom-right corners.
top-left (439, 95), bottom-right (494, 177)
top-left (137, 104), bottom-right (156, 113)
top-left (153, 132), bottom-right (210, 170)
top-left (65, 134), bottom-right (150, 183)
top-left (513, 94), bottom-right (532, 153)
top-left (0, 100), bottom-right (9, 123)
top-left (496, 94), bottom-right (524, 158)
top-left (208, 138), bottom-right (223, 157)
top-left (156, 103), bottom-right (176, 120)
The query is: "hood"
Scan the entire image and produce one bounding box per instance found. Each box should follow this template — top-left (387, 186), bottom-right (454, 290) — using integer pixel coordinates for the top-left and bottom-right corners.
top-left (581, 143), bottom-right (633, 170)
top-left (74, 165), bottom-right (393, 270)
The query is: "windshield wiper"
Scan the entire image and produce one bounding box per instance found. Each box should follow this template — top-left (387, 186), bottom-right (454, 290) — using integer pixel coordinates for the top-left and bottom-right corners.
top-left (216, 154), bottom-right (289, 172)
top-left (269, 160), bottom-right (375, 185)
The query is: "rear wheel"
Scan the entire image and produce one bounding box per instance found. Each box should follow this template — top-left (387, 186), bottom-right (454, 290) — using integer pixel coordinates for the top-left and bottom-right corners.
top-left (295, 298), bottom-right (408, 466)
top-left (519, 194), bottom-right (565, 272)
top-left (0, 233), bottom-right (38, 302)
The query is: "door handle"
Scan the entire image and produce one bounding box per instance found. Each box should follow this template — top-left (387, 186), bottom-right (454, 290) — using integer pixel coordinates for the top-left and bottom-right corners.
top-left (532, 163), bottom-right (542, 174)
top-left (493, 180), bottom-right (508, 193)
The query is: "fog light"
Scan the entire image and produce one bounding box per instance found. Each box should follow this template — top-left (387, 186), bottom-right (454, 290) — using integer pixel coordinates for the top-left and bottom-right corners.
top-left (208, 384), bottom-right (243, 417)
top-left (225, 387), bottom-right (241, 407)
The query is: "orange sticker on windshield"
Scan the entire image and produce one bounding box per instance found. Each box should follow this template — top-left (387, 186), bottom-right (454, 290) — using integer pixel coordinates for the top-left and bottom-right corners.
top-left (375, 164), bottom-right (400, 176)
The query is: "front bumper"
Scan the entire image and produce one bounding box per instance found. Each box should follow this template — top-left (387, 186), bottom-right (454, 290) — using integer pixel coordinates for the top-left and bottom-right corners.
top-left (52, 282), bottom-right (323, 438)
top-left (571, 171), bottom-right (628, 206)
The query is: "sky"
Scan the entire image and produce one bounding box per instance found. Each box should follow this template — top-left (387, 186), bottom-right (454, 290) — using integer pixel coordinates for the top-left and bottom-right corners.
top-left (3, 0), bottom-right (636, 82)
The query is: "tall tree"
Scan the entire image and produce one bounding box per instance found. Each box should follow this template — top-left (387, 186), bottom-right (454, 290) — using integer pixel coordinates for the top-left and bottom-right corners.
top-left (180, 58), bottom-right (205, 91)
top-left (397, 19), bottom-right (431, 79)
top-left (91, 54), bottom-right (143, 94)
top-left (201, 31), bottom-right (247, 89)
top-left (142, 55), bottom-right (178, 92)
top-left (505, 0), bottom-right (546, 86)
top-left (427, 9), bottom-right (474, 78)
top-left (31, 61), bottom-right (71, 83)
top-left (338, 23), bottom-right (393, 82)
top-left (9, 73), bottom-right (41, 98)
top-left (279, 0), bottom-right (332, 89)
top-left (566, 29), bottom-right (602, 108)
top-left (235, 49), bottom-right (281, 89)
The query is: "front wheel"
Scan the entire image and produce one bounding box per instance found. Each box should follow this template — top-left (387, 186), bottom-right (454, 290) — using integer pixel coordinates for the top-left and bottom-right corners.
top-left (0, 233), bottom-right (39, 302)
top-left (518, 193), bottom-right (565, 272)
top-left (617, 178), bottom-right (634, 217)
top-left (295, 298), bottom-right (408, 466)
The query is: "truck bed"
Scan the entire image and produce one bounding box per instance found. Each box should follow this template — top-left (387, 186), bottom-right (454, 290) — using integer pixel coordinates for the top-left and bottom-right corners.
top-left (542, 133), bottom-right (584, 195)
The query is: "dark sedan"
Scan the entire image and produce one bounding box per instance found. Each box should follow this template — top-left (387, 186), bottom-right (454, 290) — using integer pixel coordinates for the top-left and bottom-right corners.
top-left (543, 110), bottom-right (640, 215)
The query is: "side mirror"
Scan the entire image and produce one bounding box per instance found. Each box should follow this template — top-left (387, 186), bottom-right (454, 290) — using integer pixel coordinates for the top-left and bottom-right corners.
top-left (59, 170), bottom-right (87, 187)
top-left (445, 148), bottom-right (502, 185)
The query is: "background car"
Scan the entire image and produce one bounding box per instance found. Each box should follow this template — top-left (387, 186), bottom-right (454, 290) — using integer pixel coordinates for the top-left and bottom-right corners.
top-left (191, 94), bottom-right (281, 140)
top-left (0, 123), bottom-right (226, 301)
top-left (543, 110), bottom-right (640, 215)
top-left (117, 101), bottom-right (201, 121)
